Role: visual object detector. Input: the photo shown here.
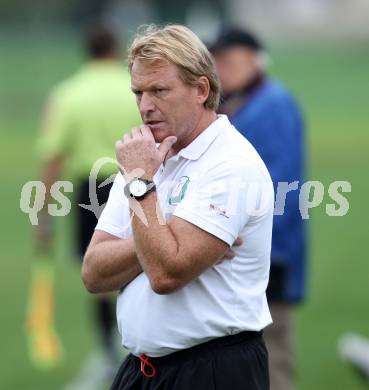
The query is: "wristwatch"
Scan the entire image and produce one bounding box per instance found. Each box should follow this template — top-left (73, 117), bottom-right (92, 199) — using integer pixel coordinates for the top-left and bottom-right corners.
top-left (124, 177), bottom-right (156, 201)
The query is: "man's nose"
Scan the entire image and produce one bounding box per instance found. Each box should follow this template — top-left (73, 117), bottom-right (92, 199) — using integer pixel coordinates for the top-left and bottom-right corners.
top-left (139, 92), bottom-right (155, 115)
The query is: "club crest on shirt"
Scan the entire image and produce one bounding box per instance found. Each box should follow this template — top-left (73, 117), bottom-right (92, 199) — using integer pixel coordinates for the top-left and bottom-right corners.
top-left (168, 176), bottom-right (190, 205)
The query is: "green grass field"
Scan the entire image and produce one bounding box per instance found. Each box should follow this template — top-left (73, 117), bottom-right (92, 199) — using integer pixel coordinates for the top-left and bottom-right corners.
top-left (1, 34), bottom-right (369, 389)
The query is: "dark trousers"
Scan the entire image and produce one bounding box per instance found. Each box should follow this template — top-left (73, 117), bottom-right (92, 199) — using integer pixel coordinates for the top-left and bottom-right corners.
top-left (75, 179), bottom-right (117, 357)
top-left (75, 178), bottom-right (113, 257)
top-left (111, 331), bottom-right (269, 390)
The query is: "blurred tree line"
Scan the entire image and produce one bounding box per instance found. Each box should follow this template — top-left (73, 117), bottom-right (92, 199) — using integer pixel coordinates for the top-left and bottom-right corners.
top-left (0, 0), bottom-right (107, 24)
top-left (0, 0), bottom-right (227, 28)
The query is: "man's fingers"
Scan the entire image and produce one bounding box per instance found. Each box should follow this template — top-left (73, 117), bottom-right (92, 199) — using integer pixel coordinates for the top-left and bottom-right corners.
top-left (140, 124), bottom-right (155, 140)
top-left (223, 249), bottom-right (235, 260)
top-left (234, 237), bottom-right (243, 247)
top-left (158, 136), bottom-right (177, 157)
top-left (131, 127), bottom-right (142, 138)
top-left (221, 238), bottom-right (242, 261)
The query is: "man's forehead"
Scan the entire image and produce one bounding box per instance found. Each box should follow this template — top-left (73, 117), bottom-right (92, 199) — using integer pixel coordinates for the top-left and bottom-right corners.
top-left (131, 59), bottom-right (179, 86)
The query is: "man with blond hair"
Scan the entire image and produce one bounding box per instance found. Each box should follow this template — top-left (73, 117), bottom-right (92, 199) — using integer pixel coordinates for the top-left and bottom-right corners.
top-left (82, 24), bottom-right (274, 389)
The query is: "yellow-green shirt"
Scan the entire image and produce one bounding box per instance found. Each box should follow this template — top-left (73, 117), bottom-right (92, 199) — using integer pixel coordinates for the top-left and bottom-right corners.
top-left (37, 60), bottom-right (140, 178)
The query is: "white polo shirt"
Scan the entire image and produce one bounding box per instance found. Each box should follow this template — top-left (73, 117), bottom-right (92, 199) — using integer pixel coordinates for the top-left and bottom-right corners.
top-left (96, 115), bottom-right (274, 357)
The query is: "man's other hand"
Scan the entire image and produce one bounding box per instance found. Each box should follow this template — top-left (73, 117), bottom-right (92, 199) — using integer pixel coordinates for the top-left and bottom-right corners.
top-left (221, 237), bottom-right (243, 261)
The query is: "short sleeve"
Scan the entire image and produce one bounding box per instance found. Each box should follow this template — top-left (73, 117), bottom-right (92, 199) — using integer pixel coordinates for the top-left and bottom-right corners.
top-left (35, 88), bottom-right (74, 161)
top-left (173, 160), bottom-right (273, 246)
top-left (95, 173), bottom-right (132, 239)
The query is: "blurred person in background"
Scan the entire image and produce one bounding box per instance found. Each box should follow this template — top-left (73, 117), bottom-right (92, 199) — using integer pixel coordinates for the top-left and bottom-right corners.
top-left (32, 22), bottom-right (140, 389)
top-left (211, 27), bottom-right (307, 390)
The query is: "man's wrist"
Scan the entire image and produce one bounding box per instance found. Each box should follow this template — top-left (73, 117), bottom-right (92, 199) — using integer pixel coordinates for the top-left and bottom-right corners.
top-left (141, 175), bottom-right (154, 181)
top-left (124, 177), bottom-right (156, 201)
top-left (124, 173), bottom-right (154, 183)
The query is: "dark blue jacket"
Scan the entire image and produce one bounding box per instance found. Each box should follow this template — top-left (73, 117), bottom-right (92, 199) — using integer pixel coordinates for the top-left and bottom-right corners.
top-left (229, 79), bottom-right (307, 302)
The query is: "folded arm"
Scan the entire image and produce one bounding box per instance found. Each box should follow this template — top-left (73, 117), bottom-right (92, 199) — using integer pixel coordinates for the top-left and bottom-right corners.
top-left (131, 191), bottom-right (229, 295)
top-left (82, 230), bottom-right (142, 294)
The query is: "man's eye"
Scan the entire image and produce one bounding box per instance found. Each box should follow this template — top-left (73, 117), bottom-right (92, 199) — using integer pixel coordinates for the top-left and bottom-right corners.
top-left (154, 89), bottom-right (166, 95)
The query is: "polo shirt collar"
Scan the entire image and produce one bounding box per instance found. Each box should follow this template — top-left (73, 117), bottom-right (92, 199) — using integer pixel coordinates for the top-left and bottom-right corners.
top-left (177, 115), bottom-right (230, 161)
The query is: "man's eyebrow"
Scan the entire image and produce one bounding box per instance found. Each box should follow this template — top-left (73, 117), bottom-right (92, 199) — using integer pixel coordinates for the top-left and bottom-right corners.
top-left (131, 84), bottom-right (169, 94)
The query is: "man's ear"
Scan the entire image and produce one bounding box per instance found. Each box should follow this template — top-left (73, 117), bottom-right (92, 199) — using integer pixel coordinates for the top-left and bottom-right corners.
top-left (196, 76), bottom-right (210, 105)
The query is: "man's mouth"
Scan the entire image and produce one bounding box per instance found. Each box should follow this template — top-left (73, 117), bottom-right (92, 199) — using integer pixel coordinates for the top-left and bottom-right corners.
top-left (145, 120), bottom-right (164, 129)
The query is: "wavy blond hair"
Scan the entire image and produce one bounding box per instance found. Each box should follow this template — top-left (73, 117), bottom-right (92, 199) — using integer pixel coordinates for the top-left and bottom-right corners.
top-left (127, 24), bottom-right (220, 111)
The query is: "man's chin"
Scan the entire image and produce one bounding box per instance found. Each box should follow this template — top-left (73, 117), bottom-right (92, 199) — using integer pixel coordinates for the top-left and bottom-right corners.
top-left (154, 134), bottom-right (169, 144)
top-left (149, 125), bottom-right (172, 143)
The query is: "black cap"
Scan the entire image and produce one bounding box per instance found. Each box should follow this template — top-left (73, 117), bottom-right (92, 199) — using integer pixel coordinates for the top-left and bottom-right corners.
top-left (209, 27), bottom-right (264, 54)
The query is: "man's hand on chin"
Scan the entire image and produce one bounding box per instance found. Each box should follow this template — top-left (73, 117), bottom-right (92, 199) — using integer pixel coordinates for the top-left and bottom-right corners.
top-left (115, 124), bottom-right (177, 179)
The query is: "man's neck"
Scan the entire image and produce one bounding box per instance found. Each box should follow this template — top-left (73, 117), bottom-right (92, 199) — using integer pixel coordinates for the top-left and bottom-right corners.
top-left (166, 110), bottom-right (217, 161)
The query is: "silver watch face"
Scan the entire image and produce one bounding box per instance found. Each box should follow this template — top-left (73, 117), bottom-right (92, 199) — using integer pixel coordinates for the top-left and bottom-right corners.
top-left (129, 179), bottom-right (147, 197)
